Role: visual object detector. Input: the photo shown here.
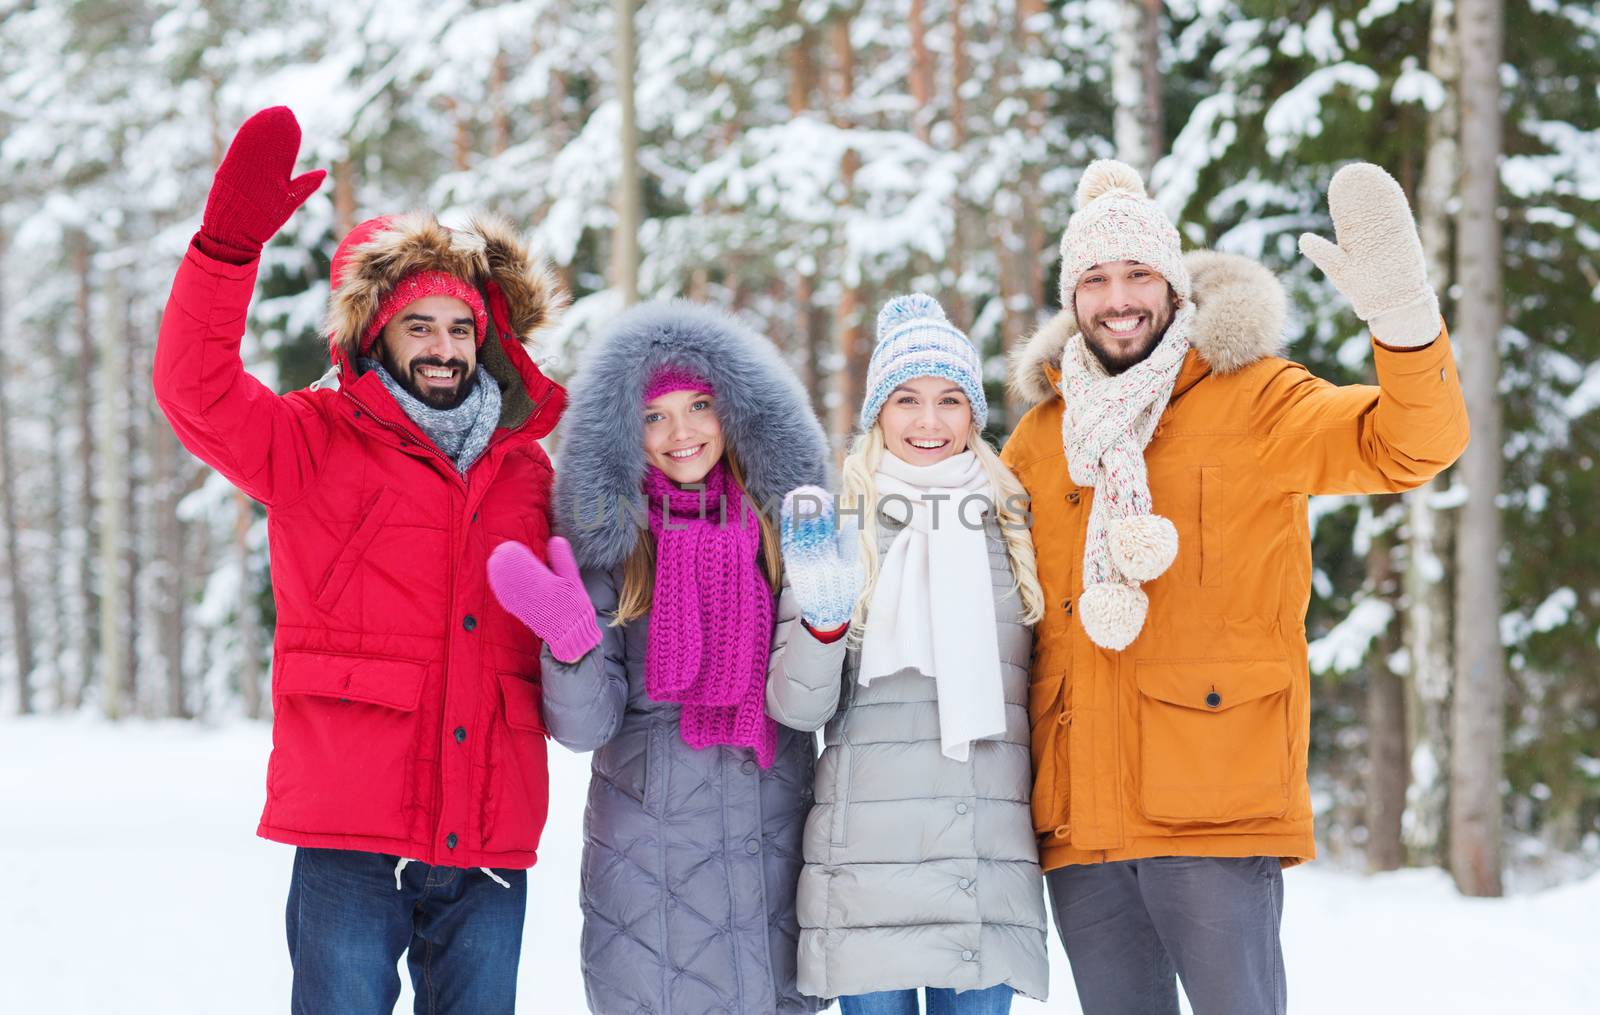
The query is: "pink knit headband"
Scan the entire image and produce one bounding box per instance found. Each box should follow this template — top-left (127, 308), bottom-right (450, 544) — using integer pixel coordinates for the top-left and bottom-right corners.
top-left (361, 270), bottom-right (489, 354)
top-left (643, 367), bottom-right (714, 403)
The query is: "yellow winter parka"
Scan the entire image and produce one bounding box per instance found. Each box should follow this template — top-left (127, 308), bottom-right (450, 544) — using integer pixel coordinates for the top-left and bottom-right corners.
top-left (999, 251), bottom-right (1470, 871)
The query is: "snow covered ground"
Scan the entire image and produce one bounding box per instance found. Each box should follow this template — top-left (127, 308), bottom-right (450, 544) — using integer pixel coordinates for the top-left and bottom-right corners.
top-left (4, 717), bottom-right (1597, 1014)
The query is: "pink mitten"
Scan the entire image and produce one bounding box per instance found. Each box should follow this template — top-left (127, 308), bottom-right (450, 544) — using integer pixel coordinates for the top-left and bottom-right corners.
top-left (488, 537), bottom-right (602, 663)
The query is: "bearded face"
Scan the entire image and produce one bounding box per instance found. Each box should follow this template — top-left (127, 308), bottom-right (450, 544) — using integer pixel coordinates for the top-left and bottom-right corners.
top-left (373, 295), bottom-right (480, 409)
top-left (1074, 261), bottom-right (1178, 375)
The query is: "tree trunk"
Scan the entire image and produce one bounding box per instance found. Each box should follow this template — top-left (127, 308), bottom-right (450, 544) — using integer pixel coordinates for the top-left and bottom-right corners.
top-left (1365, 522), bottom-right (1408, 871)
top-left (1113, 0), bottom-right (1164, 178)
top-left (123, 296), bottom-right (143, 714)
top-left (47, 320), bottom-right (70, 710)
top-left (828, 15), bottom-right (866, 452)
top-left (946, 0), bottom-right (971, 330)
top-left (490, 50), bottom-right (511, 156)
top-left (613, 0), bottom-right (641, 305)
top-left (908, 0), bottom-right (933, 142)
top-left (997, 0), bottom-right (1052, 429)
top-left (447, 96), bottom-right (472, 172)
top-left (1019, 0), bottom-right (1049, 314)
top-left (235, 491), bottom-right (263, 720)
top-left (332, 158), bottom-right (357, 238)
top-left (0, 228), bottom-right (36, 714)
top-left (1449, 0), bottom-right (1505, 899)
top-left (98, 249), bottom-right (127, 720)
top-left (787, 18), bottom-right (827, 407)
top-left (150, 310), bottom-right (188, 718)
top-left (1402, 0), bottom-right (1460, 867)
top-left (72, 232), bottom-right (98, 705)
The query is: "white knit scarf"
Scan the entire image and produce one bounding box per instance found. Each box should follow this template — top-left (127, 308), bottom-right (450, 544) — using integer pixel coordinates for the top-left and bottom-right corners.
top-left (860, 450), bottom-right (1005, 762)
top-left (1060, 302), bottom-right (1194, 650)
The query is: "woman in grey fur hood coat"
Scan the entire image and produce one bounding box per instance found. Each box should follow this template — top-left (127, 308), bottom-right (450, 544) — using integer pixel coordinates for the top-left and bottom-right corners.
top-left (530, 301), bottom-right (830, 1015)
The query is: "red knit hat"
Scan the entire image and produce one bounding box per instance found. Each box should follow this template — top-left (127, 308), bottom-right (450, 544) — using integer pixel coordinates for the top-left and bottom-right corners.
top-left (361, 270), bottom-right (488, 353)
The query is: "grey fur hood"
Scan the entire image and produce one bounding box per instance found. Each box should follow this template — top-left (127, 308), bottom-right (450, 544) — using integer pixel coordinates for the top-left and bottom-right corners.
top-left (1008, 250), bottom-right (1288, 406)
top-left (553, 300), bottom-right (829, 570)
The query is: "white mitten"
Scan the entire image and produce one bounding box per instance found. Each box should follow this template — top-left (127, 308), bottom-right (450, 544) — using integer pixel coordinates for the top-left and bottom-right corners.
top-left (1299, 162), bottom-right (1441, 348)
top-left (780, 486), bottom-right (862, 629)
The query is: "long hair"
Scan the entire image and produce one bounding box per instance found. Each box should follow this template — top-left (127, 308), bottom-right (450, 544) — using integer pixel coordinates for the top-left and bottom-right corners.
top-left (612, 448), bottom-right (782, 626)
top-left (839, 424), bottom-right (1045, 646)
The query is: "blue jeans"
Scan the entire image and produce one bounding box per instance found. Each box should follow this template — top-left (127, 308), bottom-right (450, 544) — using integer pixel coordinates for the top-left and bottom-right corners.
top-left (1046, 856), bottom-right (1286, 1015)
top-left (840, 984), bottom-right (1014, 1015)
top-left (285, 847), bottom-right (527, 1015)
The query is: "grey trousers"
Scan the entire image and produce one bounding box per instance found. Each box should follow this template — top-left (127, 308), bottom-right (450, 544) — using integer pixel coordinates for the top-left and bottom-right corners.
top-left (1045, 856), bottom-right (1287, 1015)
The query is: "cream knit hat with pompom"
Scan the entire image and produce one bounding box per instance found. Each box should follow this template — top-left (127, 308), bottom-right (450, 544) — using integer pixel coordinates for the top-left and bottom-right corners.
top-left (1057, 159), bottom-right (1190, 311)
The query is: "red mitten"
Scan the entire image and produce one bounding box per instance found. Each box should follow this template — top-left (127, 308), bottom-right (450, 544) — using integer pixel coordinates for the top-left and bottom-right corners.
top-left (488, 537), bottom-right (603, 664)
top-left (194, 106), bottom-right (326, 265)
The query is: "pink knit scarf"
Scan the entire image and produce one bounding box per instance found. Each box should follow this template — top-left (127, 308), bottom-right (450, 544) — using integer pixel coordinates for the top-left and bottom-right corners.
top-left (644, 461), bottom-right (777, 767)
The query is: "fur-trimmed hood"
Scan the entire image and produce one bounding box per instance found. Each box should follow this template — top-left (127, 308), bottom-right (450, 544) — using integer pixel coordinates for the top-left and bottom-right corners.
top-left (1008, 250), bottom-right (1288, 406)
top-left (324, 213), bottom-right (569, 437)
top-left (553, 301), bottom-right (830, 571)
top-left (326, 212), bottom-right (565, 360)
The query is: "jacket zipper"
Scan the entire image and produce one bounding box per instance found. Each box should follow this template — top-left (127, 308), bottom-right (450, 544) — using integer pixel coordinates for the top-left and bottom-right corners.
top-left (342, 385), bottom-right (532, 864)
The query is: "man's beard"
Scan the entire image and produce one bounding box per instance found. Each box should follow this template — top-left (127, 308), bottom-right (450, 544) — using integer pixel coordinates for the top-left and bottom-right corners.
top-left (1078, 303), bottom-right (1176, 375)
top-left (381, 350), bottom-right (479, 409)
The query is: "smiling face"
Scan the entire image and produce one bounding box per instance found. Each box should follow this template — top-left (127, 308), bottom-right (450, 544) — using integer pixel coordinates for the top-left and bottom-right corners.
top-left (877, 376), bottom-right (973, 465)
top-left (1074, 260), bottom-right (1177, 374)
top-left (642, 389), bottom-right (726, 485)
top-left (373, 295), bottom-right (480, 409)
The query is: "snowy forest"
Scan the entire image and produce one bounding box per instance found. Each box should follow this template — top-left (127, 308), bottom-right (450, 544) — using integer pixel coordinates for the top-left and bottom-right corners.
top-left (0, 0), bottom-right (1595, 905)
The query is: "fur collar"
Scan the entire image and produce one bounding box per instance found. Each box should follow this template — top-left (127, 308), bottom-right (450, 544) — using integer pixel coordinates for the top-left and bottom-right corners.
top-left (552, 300), bottom-right (830, 571)
top-left (1008, 250), bottom-right (1288, 407)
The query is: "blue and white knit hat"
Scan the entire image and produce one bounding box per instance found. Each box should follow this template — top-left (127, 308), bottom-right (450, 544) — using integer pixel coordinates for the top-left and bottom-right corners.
top-left (860, 294), bottom-right (988, 431)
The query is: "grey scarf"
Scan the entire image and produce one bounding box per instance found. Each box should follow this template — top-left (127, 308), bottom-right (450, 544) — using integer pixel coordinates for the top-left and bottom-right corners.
top-left (361, 358), bottom-right (502, 475)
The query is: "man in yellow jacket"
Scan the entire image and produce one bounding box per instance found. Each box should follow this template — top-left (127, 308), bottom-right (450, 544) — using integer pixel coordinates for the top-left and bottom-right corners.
top-left (1000, 159), bottom-right (1469, 1015)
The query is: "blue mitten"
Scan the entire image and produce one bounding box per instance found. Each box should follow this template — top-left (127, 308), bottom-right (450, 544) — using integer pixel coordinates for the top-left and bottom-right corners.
top-left (780, 486), bottom-right (862, 629)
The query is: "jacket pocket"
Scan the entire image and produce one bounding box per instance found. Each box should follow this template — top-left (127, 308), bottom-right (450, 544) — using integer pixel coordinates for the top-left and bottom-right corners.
top-left (1136, 659), bottom-right (1291, 823)
top-left (1199, 466), bottom-right (1223, 588)
top-left (314, 486), bottom-right (402, 611)
top-left (482, 672), bottom-right (550, 853)
top-left (642, 721), bottom-right (665, 818)
top-left (1028, 667), bottom-right (1070, 840)
top-left (828, 676), bottom-right (859, 847)
top-left (266, 651), bottom-right (428, 840)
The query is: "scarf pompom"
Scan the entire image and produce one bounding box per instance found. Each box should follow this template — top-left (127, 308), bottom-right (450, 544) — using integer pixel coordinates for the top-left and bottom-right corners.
top-left (1079, 581), bottom-right (1149, 652)
top-left (1109, 513), bottom-right (1179, 582)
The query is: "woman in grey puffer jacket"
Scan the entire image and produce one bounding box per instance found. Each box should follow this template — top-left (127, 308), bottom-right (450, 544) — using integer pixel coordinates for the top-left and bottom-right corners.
top-left (489, 301), bottom-right (830, 1015)
top-left (765, 295), bottom-right (1050, 1014)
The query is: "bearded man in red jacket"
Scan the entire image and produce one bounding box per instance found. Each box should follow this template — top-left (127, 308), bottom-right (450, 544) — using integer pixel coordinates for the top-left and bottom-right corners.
top-left (153, 107), bottom-right (572, 1014)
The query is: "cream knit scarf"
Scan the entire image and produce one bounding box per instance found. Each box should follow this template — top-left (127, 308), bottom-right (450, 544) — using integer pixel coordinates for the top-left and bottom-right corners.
top-left (1060, 303), bottom-right (1194, 650)
top-left (860, 450), bottom-right (1005, 762)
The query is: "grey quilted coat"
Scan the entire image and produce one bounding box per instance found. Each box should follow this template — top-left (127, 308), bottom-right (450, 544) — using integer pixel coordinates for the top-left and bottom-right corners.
top-left (541, 301), bottom-right (830, 1015)
top-left (766, 508), bottom-right (1049, 1002)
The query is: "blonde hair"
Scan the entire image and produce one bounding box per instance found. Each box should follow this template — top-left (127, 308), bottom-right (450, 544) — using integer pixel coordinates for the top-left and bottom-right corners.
top-left (613, 449), bottom-right (782, 626)
top-left (839, 424), bottom-right (1045, 646)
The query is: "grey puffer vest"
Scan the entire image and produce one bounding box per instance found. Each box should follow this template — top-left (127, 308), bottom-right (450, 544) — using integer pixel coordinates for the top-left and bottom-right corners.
top-left (766, 509), bottom-right (1049, 1001)
top-left (540, 564), bottom-right (824, 1015)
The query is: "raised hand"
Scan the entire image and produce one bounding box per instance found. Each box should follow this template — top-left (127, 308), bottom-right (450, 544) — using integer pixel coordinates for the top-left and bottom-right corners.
top-left (1299, 162), bottom-right (1441, 348)
top-left (780, 486), bottom-right (862, 631)
top-left (196, 106), bottom-right (327, 265)
top-left (488, 537), bottom-right (603, 664)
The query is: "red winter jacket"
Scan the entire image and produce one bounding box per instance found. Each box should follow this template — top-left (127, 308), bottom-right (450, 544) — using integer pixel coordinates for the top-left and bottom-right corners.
top-left (153, 215), bottom-right (567, 869)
